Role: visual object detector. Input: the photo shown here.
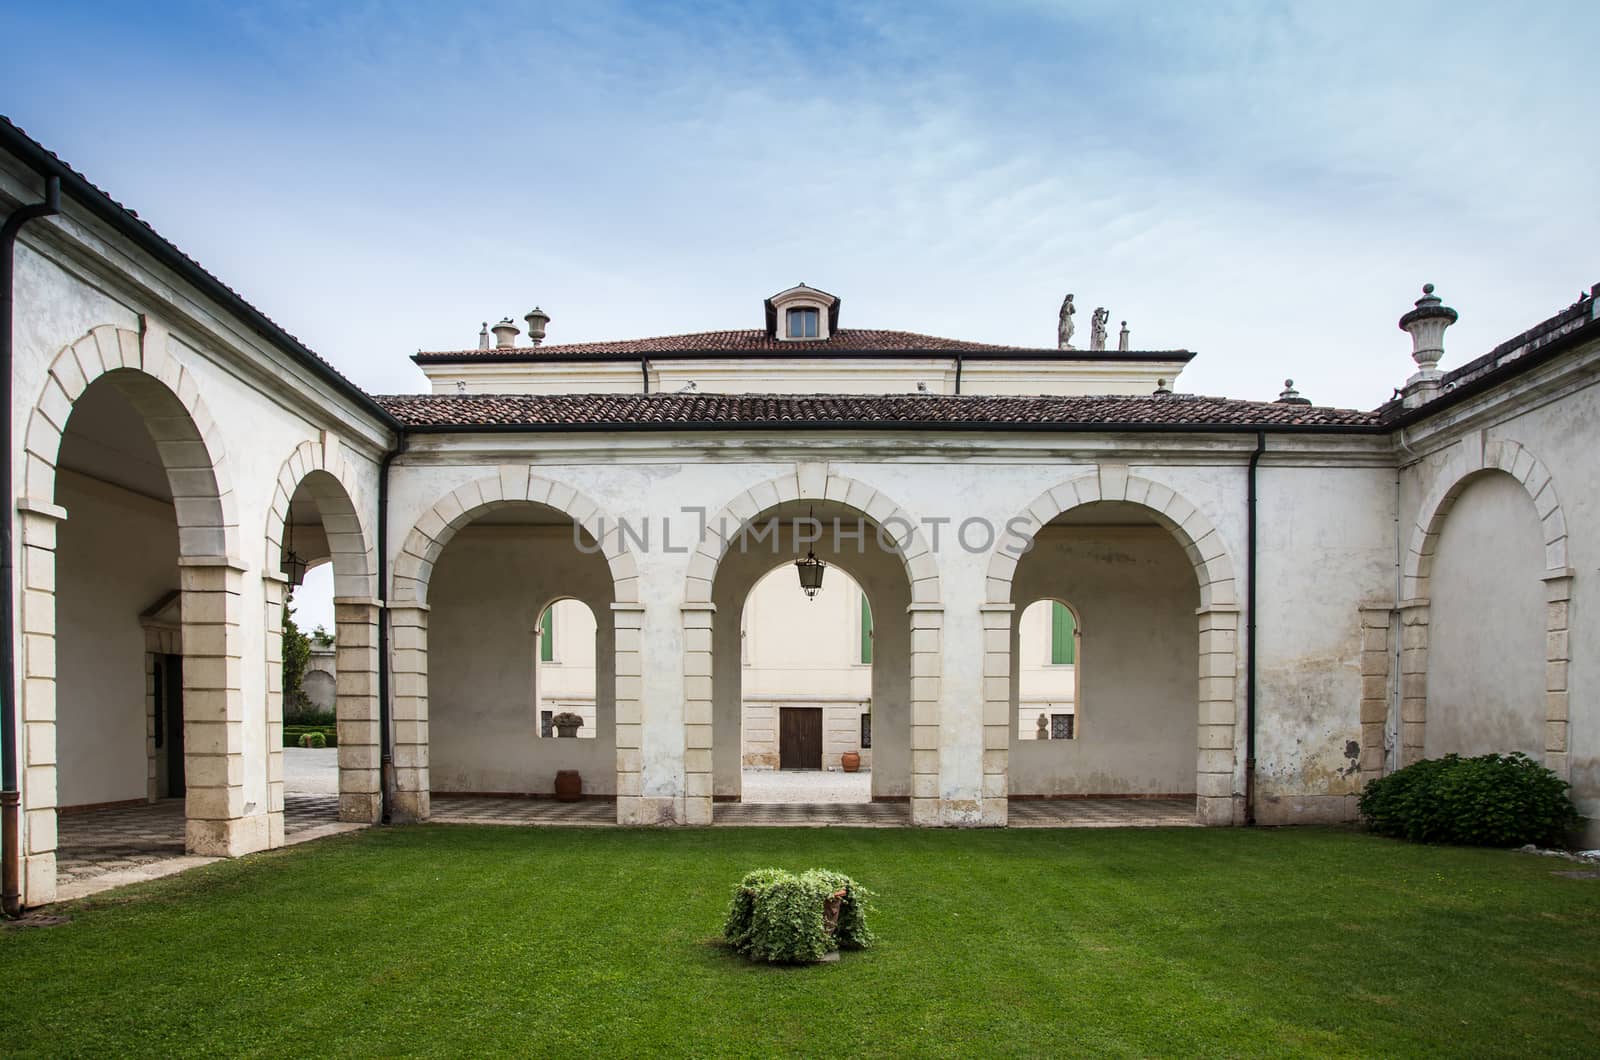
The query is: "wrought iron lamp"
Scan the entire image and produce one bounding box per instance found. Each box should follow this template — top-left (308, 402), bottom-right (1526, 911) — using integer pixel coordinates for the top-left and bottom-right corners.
top-left (794, 508), bottom-right (825, 599)
top-left (282, 517), bottom-right (308, 588)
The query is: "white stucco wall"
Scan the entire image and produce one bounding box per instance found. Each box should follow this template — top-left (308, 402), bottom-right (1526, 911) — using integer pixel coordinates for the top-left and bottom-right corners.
top-left (1425, 473), bottom-right (1547, 759)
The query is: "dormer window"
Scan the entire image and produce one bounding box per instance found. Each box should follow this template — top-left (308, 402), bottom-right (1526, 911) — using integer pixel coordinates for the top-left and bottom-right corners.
top-left (786, 307), bottom-right (820, 339)
top-left (765, 283), bottom-right (839, 342)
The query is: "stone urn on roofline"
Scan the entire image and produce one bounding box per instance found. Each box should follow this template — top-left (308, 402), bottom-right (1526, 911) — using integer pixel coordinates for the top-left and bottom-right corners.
top-left (552, 711), bottom-right (584, 738)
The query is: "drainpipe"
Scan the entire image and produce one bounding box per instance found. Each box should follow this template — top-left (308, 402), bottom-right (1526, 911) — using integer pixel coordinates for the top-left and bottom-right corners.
top-left (954, 355), bottom-right (963, 394)
top-left (376, 433), bottom-right (407, 825)
top-left (1390, 426), bottom-right (1418, 774)
top-left (1, 175), bottom-right (59, 917)
top-left (1245, 429), bottom-right (1266, 827)
top-left (640, 358), bottom-right (649, 394)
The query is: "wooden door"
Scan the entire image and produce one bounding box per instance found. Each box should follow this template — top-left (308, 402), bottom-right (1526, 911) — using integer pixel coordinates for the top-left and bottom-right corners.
top-left (779, 707), bottom-right (823, 770)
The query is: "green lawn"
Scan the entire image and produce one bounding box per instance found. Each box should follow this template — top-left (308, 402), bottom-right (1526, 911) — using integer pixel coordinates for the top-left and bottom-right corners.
top-left (4, 826), bottom-right (1599, 1057)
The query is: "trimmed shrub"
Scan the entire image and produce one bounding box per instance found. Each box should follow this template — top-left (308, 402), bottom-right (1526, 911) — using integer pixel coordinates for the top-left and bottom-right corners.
top-left (1358, 752), bottom-right (1582, 847)
top-left (297, 731), bottom-right (327, 749)
top-left (723, 868), bottom-right (873, 964)
top-left (284, 726), bottom-right (337, 748)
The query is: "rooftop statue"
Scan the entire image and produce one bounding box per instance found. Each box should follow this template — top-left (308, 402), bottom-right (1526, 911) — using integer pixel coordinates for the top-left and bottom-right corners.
top-left (1057, 293), bottom-right (1076, 350)
top-left (1090, 307), bottom-right (1109, 351)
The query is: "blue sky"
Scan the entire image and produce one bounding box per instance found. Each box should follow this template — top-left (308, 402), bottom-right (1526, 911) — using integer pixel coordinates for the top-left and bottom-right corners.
top-left (4, 0), bottom-right (1594, 412)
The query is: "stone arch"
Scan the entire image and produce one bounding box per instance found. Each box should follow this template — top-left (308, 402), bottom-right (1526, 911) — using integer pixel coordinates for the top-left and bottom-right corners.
top-left (392, 467), bottom-right (639, 606)
top-left (680, 463), bottom-right (945, 826)
top-left (385, 469), bottom-right (640, 824)
top-left (264, 437), bottom-right (376, 599)
top-left (18, 323), bottom-right (257, 901)
top-left (25, 322), bottom-right (241, 561)
top-left (262, 439), bottom-right (381, 825)
top-left (981, 465), bottom-right (1241, 826)
top-left (1398, 439), bottom-right (1573, 774)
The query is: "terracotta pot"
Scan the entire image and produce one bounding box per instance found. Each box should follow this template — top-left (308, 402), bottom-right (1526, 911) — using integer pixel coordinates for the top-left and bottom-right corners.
top-left (840, 751), bottom-right (861, 773)
top-left (554, 770), bottom-right (582, 802)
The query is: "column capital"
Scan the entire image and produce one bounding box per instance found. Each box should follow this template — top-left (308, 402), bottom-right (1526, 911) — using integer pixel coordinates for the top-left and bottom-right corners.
top-left (978, 603), bottom-right (1016, 614)
top-left (332, 596), bottom-right (385, 609)
top-left (178, 555), bottom-right (250, 573)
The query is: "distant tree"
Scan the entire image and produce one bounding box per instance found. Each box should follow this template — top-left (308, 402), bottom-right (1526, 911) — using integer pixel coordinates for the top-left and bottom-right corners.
top-left (283, 602), bottom-right (313, 716)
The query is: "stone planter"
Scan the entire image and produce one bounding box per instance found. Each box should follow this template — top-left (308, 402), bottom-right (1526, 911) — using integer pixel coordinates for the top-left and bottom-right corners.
top-left (554, 724), bottom-right (581, 738)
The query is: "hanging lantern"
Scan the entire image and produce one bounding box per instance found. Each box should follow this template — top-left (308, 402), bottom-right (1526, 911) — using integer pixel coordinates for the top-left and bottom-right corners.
top-left (282, 517), bottom-right (308, 588)
top-left (795, 548), bottom-right (825, 599)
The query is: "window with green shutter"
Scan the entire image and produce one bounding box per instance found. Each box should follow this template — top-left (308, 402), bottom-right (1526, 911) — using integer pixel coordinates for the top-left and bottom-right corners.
top-left (540, 606), bottom-right (554, 662)
top-left (1051, 601), bottom-right (1075, 665)
top-left (860, 594), bottom-right (873, 665)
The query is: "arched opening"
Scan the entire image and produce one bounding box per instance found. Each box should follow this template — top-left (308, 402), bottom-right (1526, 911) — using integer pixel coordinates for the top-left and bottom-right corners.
top-left (425, 502), bottom-right (616, 803)
top-left (706, 498), bottom-right (916, 823)
top-left (534, 599), bottom-right (599, 741)
top-left (273, 468), bottom-right (379, 826)
top-left (736, 562), bottom-right (873, 804)
top-left (1004, 498), bottom-right (1205, 823)
top-left (47, 362), bottom-right (254, 887)
top-left (1423, 471), bottom-right (1547, 760)
top-left (1015, 599), bottom-right (1080, 743)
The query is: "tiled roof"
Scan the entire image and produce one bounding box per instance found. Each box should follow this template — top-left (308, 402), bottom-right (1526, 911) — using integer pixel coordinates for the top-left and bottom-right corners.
top-left (412, 328), bottom-right (1194, 362)
top-left (374, 392), bottom-right (1383, 431)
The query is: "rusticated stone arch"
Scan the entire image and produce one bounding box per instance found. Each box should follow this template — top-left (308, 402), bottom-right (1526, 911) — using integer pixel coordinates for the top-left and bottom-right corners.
top-left (386, 469), bottom-right (640, 823)
top-left (680, 463), bottom-right (944, 825)
top-left (18, 321), bottom-right (255, 905)
top-left (982, 465), bottom-right (1241, 826)
top-left (25, 322), bottom-right (240, 561)
top-left (263, 437), bottom-right (376, 599)
top-left (1399, 439), bottom-right (1573, 774)
top-left (262, 439), bottom-right (381, 826)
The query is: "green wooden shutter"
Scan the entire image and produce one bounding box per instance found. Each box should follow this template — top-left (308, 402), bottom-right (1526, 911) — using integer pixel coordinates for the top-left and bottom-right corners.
top-left (1051, 601), bottom-right (1075, 665)
top-left (860, 594), bottom-right (873, 665)
top-left (540, 607), bottom-right (554, 662)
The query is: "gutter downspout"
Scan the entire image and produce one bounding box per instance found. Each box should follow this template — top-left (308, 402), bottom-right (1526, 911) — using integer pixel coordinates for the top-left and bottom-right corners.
top-left (954, 355), bottom-right (963, 395)
top-left (640, 358), bottom-right (649, 394)
top-left (376, 432), bottom-right (407, 825)
top-left (1391, 426), bottom-right (1418, 774)
top-left (2, 175), bottom-right (59, 917)
top-left (1245, 429), bottom-right (1266, 827)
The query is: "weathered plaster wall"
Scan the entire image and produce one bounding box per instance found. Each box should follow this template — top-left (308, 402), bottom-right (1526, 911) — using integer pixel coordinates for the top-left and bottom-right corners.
top-left (428, 525), bottom-right (616, 795)
top-left (1425, 473), bottom-right (1547, 759)
top-left (54, 474), bottom-right (178, 807)
top-left (1008, 526), bottom-right (1198, 795)
top-left (1253, 463), bottom-right (1394, 824)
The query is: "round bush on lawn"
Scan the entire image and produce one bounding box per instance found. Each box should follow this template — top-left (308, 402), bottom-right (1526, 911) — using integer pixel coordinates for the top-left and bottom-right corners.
top-left (1358, 752), bottom-right (1582, 847)
top-left (298, 731), bottom-right (327, 749)
top-left (723, 868), bottom-right (873, 964)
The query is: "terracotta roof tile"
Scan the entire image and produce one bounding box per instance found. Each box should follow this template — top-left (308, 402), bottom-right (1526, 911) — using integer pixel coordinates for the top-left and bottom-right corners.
top-left (374, 392), bottom-right (1383, 431)
top-left (412, 328), bottom-right (1193, 362)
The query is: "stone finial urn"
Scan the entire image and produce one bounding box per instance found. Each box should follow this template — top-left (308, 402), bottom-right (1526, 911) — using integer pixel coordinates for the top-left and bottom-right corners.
top-left (1036, 713), bottom-right (1050, 740)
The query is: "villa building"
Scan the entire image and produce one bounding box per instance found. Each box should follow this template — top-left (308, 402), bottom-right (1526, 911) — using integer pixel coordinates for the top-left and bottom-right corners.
top-left (3, 116), bottom-right (1596, 909)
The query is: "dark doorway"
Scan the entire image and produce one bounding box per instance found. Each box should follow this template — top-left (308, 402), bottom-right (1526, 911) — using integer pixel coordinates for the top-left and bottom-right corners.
top-left (778, 707), bottom-right (823, 770)
top-left (157, 654), bottom-right (185, 798)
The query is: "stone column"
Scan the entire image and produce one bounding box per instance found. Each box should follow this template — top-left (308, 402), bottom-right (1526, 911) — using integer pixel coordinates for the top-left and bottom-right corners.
top-left (1196, 605), bottom-right (1240, 826)
top-left (675, 604), bottom-right (712, 826)
top-left (1542, 570), bottom-right (1576, 778)
top-left (263, 572), bottom-right (288, 848)
top-left (1397, 600), bottom-right (1429, 766)
top-left (181, 558), bottom-right (268, 857)
top-left (334, 597), bottom-right (382, 823)
top-left (909, 603), bottom-right (943, 826)
top-left (1356, 603), bottom-right (1395, 788)
top-left (389, 603), bottom-right (430, 822)
top-left (17, 499), bottom-right (66, 906)
top-left (978, 603), bottom-right (1014, 827)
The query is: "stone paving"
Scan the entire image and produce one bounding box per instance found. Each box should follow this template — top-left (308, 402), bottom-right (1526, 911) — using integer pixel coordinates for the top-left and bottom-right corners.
top-left (740, 769), bottom-right (872, 804)
top-left (429, 795), bottom-right (617, 826)
top-left (55, 794), bottom-right (347, 893)
top-left (1007, 797), bottom-right (1199, 827)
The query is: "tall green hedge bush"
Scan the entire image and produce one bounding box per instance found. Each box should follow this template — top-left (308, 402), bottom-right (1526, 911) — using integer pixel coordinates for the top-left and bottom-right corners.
top-left (723, 868), bottom-right (873, 964)
top-left (1358, 752), bottom-right (1581, 847)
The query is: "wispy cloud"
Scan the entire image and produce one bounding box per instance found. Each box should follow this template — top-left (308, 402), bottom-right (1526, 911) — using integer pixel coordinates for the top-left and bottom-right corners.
top-left (3, 0), bottom-right (1593, 407)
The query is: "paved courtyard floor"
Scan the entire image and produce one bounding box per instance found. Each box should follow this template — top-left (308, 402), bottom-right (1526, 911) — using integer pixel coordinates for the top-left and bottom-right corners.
top-left (49, 755), bottom-right (1196, 901)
